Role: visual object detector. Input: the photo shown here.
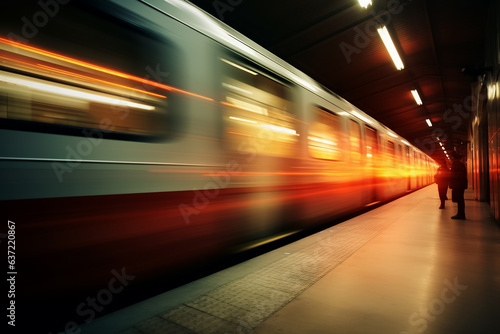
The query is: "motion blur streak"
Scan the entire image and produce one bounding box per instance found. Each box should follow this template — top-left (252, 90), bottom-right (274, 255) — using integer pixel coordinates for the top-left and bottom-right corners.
top-left (35, 64), bottom-right (167, 99)
top-left (0, 37), bottom-right (213, 102)
top-left (0, 73), bottom-right (156, 110)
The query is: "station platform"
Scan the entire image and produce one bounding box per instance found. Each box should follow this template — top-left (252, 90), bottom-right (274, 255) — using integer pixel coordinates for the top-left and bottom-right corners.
top-left (79, 185), bottom-right (500, 334)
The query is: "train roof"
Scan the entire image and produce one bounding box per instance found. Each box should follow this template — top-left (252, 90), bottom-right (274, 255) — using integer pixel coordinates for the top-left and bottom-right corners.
top-left (141, 0), bottom-right (431, 158)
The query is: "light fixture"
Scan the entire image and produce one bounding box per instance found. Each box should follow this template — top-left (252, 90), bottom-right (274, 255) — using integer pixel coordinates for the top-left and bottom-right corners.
top-left (358, 0), bottom-right (372, 8)
top-left (411, 89), bottom-right (423, 105)
top-left (426, 118), bottom-right (433, 127)
top-left (377, 26), bottom-right (404, 70)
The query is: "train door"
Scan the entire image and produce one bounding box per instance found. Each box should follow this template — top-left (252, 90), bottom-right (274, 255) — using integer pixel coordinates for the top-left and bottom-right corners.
top-left (365, 126), bottom-right (379, 204)
top-left (218, 54), bottom-right (299, 239)
top-left (405, 145), bottom-right (411, 190)
top-left (417, 153), bottom-right (422, 187)
top-left (415, 152), bottom-right (419, 187)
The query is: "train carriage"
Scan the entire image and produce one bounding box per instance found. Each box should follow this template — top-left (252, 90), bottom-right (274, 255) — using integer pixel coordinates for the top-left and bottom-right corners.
top-left (0, 0), bottom-right (435, 331)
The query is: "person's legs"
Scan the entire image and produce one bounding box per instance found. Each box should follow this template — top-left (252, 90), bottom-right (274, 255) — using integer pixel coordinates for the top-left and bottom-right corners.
top-left (457, 190), bottom-right (465, 216)
top-left (451, 189), bottom-right (466, 219)
top-left (438, 186), bottom-right (446, 209)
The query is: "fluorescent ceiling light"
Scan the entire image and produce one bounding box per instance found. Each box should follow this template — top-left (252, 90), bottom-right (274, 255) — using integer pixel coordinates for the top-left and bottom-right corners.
top-left (411, 89), bottom-right (423, 105)
top-left (426, 118), bottom-right (433, 127)
top-left (377, 26), bottom-right (404, 70)
top-left (358, 0), bottom-right (372, 8)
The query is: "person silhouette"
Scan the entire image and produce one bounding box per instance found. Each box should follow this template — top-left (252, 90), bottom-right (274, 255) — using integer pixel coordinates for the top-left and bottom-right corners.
top-left (434, 159), bottom-right (450, 209)
top-left (449, 151), bottom-right (467, 220)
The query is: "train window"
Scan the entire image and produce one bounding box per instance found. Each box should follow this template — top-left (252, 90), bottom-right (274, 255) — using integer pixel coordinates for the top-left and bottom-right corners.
top-left (387, 141), bottom-right (396, 166)
top-left (365, 127), bottom-right (378, 160)
top-left (220, 57), bottom-right (297, 156)
top-left (350, 120), bottom-right (362, 163)
top-left (309, 106), bottom-right (342, 161)
top-left (0, 2), bottom-right (173, 140)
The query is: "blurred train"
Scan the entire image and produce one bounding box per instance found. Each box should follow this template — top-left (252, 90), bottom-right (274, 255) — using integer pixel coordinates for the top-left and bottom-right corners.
top-left (0, 0), bottom-right (435, 330)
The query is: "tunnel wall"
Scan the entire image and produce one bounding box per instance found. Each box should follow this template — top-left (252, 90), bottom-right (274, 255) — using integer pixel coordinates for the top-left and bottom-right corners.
top-left (480, 0), bottom-right (500, 221)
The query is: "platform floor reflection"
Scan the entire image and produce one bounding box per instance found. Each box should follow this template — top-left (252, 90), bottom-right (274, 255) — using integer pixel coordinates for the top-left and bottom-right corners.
top-left (80, 186), bottom-right (500, 334)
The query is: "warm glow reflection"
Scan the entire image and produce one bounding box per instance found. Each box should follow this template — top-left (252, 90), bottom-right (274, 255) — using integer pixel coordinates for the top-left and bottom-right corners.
top-left (309, 136), bottom-right (335, 145)
top-left (0, 73), bottom-right (155, 110)
top-left (224, 98), bottom-right (269, 115)
top-left (309, 107), bottom-right (342, 160)
top-left (366, 145), bottom-right (373, 158)
top-left (261, 124), bottom-right (298, 135)
top-left (229, 116), bottom-right (257, 124)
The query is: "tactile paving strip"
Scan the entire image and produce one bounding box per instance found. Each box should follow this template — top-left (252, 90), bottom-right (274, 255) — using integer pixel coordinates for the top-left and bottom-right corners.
top-left (121, 213), bottom-right (403, 334)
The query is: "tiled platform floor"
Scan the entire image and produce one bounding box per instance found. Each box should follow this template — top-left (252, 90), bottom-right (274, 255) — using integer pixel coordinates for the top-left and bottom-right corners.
top-left (79, 186), bottom-right (500, 334)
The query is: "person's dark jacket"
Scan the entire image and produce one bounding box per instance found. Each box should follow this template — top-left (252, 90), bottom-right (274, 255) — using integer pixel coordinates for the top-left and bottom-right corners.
top-left (449, 160), bottom-right (467, 190)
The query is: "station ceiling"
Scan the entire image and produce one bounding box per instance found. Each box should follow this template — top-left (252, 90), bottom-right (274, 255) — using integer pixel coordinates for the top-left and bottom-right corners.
top-left (189, 0), bottom-right (490, 161)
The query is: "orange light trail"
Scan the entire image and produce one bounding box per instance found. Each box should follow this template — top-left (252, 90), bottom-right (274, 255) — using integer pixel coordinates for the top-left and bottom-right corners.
top-left (0, 37), bottom-right (214, 102)
top-left (221, 101), bottom-right (236, 108)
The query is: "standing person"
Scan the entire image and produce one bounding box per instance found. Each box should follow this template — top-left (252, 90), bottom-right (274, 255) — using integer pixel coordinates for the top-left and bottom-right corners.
top-left (434, 159), bottom-right (449, 209)
top-left (449, 151), bottom-right (467, 220)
